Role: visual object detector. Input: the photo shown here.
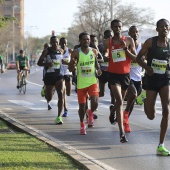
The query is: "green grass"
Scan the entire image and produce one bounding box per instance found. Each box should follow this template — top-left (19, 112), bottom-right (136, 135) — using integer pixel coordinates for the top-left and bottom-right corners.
top-left (0, 119), bottom-right (85, 170)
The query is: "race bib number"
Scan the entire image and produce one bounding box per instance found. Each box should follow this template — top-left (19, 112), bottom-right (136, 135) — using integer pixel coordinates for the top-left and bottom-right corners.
top-left (112, 48), bottom-right (126, 62)
top-left (81, 66), bottom-right (93, 77)
top-left (101, 62), bottom-right (108, 67)
top-left (151, 59), bottom-right (167, 74)
top-left (52, 59), bottom-right (60, 69)
top-left (131, 61), bottom-right (138, 68)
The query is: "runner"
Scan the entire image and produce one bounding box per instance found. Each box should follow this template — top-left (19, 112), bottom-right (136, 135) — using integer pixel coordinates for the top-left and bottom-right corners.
top-left (69, 31), bottom-right (102, 135)
top-left (123, 26), bottom-right (144, 132)
top-left (16, 50), bottom-right (30, 89)
top-left (136, 19), bottom-right (170, 156)
top-left (73, 36), bottom-right (102, 119)
top-left (37, 36), bottom-right (64, 124)
top-left (41, 43), bottom-right (49, 98)
top-left (98, 30), bottom-right (115, 104)
top-left (103, 19), bottom-right (136, 142)
top-left (59, 37), bottom-right (73, 117)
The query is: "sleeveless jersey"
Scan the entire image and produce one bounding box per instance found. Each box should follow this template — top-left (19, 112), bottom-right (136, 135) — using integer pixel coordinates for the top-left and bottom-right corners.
top-left (77, 47), bottom-right (97, 89)
top-left (130, 42), bottom-right (142, 81)
top-left (45, 48), bottom-right (63, 76)
top-left (147, 36), bottom-right (170, 77)
top-left (62, 48), bottom-right (72, 75)
top-left (108, 36), bottom-right (131, 74)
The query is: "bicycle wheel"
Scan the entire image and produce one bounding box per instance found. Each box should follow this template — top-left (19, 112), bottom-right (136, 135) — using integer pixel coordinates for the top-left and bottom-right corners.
top-left (19, 79), bottom-right (22, 93)
top-left (22, 76), bottom-right (26, 94)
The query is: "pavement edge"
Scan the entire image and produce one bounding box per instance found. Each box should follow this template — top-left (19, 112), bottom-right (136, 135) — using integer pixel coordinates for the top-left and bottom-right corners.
top-left (0, 111), bottom-right (111, 170)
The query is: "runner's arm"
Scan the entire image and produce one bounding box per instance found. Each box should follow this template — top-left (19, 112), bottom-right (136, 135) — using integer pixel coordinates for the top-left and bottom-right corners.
top-left (37, 49), bottom-right (48, 67)
top-left (136, 38), bottom-right (153, 76)
top-left (124, 37), bottom-right (137, 62)
top-left (103, 39), bottom-right (109, 62)
top-left (68, 50), bottom-right (78, 72)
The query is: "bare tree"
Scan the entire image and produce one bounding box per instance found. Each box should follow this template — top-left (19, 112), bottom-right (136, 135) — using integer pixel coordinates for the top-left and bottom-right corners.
top-left (68, 0), bottom-right (155, 45)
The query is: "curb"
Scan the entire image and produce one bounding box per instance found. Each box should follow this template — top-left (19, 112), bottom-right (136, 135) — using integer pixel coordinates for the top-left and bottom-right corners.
top-left (0, 111), bottom-right (115, 170)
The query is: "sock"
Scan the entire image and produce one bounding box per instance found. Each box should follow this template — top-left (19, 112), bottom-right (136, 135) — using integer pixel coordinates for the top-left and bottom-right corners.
top-left (80, 122), bottom-right (85, 127)
top-left (158, 143), bottom-right (164, 147)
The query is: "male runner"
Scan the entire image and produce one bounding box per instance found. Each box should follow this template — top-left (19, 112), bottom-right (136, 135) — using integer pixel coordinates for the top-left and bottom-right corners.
top-left (69, 32), bottom-right (102, 135)
top-left (136, 19), bottom-right (170, 156)
top-left (59, 37), bottom-right (73, 117)
top-left (98, 30), bottom-right (115, 104)
top-left (37, 36), bottom-right (64, 124)
top-left (123, 26), bottom-right (144, 132)
top-left (104, 19), bottom-right (136, 143)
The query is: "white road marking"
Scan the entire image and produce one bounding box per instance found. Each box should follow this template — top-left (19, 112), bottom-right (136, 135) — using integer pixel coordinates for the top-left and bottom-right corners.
top-left (8, 100), bottom-right (35, 106)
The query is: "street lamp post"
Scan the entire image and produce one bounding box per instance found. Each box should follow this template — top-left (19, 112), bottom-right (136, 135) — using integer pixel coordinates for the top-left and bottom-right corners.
top-left (12, 5), bottom-right (17, 61)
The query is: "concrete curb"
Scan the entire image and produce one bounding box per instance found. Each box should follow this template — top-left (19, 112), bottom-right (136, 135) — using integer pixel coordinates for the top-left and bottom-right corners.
top-left (0, 111), bottom-right (115, 170)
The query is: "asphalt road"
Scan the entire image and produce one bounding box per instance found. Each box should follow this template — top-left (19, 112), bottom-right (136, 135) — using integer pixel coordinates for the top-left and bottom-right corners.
top-left (0, 66), bottom-right (170, 170)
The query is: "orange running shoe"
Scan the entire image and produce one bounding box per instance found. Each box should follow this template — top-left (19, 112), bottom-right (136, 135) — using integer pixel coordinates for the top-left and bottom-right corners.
top-left (80, 122), bottom-right (86, 135)
top-left (86, 109), bottom-right (94, 128)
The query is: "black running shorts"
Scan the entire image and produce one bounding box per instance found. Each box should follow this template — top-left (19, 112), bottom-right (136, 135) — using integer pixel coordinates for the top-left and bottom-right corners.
top-left (108, 72), bottom-right (130, 91)
top-left (44, 75), bottom-right (63, 86)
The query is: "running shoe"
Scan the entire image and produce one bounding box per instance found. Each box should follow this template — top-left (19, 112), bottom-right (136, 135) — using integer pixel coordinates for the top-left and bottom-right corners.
top-left (80, 122), bottom-right (86, 135)
top-left (62, 110), bottom-right (68, 117)
top-left (136, 91), bottom-right (146, 105)
top-left (157, 145), bottom-right (170, 156)
top-left (109, 104), bottom-right (117, 125)
top-left (41, 88), bottom-right (45, 97)
top-left (48, 103), bottom-right (52, 110)
top-left (120, 132), bottom-right (128, 143)
top-left (86, 109), bottom-right (94, 128)
top-left (55, 116), bottom-right (63, 125)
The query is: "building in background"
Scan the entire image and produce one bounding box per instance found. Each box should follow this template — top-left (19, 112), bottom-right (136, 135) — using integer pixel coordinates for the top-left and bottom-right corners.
top-left (0, 0), bottom-right (24, 61)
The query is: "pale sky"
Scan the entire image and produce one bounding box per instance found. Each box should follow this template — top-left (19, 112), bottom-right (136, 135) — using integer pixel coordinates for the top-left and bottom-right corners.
top-left (24, 0), bottom-right (170, 38)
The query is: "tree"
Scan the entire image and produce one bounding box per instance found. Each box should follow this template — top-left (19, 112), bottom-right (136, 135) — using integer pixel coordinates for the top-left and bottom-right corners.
top-left (68, 0), bottom-right (155, 44)
top-left (0, 0), bottom-right (15, 28)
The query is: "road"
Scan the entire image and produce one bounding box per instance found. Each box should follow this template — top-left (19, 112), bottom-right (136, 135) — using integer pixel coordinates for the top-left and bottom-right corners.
top-left (0, 66), bottom-right (170, 170)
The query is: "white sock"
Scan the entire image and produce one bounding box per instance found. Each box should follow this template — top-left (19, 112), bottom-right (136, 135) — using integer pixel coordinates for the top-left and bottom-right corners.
top-left (158, 143), bottom-right (164, 147)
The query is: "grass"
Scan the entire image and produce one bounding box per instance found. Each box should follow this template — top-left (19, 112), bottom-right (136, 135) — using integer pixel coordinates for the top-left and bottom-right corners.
top-left (0, 119), bottom-right (85, 170)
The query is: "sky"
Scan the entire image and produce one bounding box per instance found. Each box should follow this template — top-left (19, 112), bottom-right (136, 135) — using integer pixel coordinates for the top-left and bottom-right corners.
top-left (24, 0), bottom-right (170, 38)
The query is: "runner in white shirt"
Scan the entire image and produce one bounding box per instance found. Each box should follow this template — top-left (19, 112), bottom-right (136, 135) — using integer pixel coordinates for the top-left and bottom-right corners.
top-left (123, 26), bottom-right (144, 132)
top-left (59, 37), bottom-right (73, 117)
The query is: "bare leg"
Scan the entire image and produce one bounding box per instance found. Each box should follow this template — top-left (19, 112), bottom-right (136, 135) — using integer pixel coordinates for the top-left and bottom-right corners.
top-left (159, 86), bottom-right (170, 144)
top-left (55, 79), bottom-right (64, 117)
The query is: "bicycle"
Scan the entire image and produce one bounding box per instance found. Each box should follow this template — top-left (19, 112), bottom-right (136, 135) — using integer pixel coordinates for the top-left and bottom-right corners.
top-left (19, 70), bottom-right (27, 94)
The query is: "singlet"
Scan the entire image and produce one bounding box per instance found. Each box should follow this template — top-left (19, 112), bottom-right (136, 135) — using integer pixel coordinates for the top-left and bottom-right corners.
top-left (147, 36), bottom-right (170, 77)
top-left (16, 55), bottom-right (29, 67)
top-left (130, 42), bottom-right (142, 81)
top-left (108, 36), bottom-right (131, 74)
top-left (62, 48), bottom-right (72, 75)
top-left (77, 47), bottom-right (97, 89)
top-left (45, 48), bottom-right (63, 76)
top-left (99, 42), bottom-right (108, 71)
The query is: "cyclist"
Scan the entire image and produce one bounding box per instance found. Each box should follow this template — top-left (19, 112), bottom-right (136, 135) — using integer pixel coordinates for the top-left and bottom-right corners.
top-left (0, 54), bottom-right (4, 73)
top-left (16, 50), bottom-right (30, 89)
